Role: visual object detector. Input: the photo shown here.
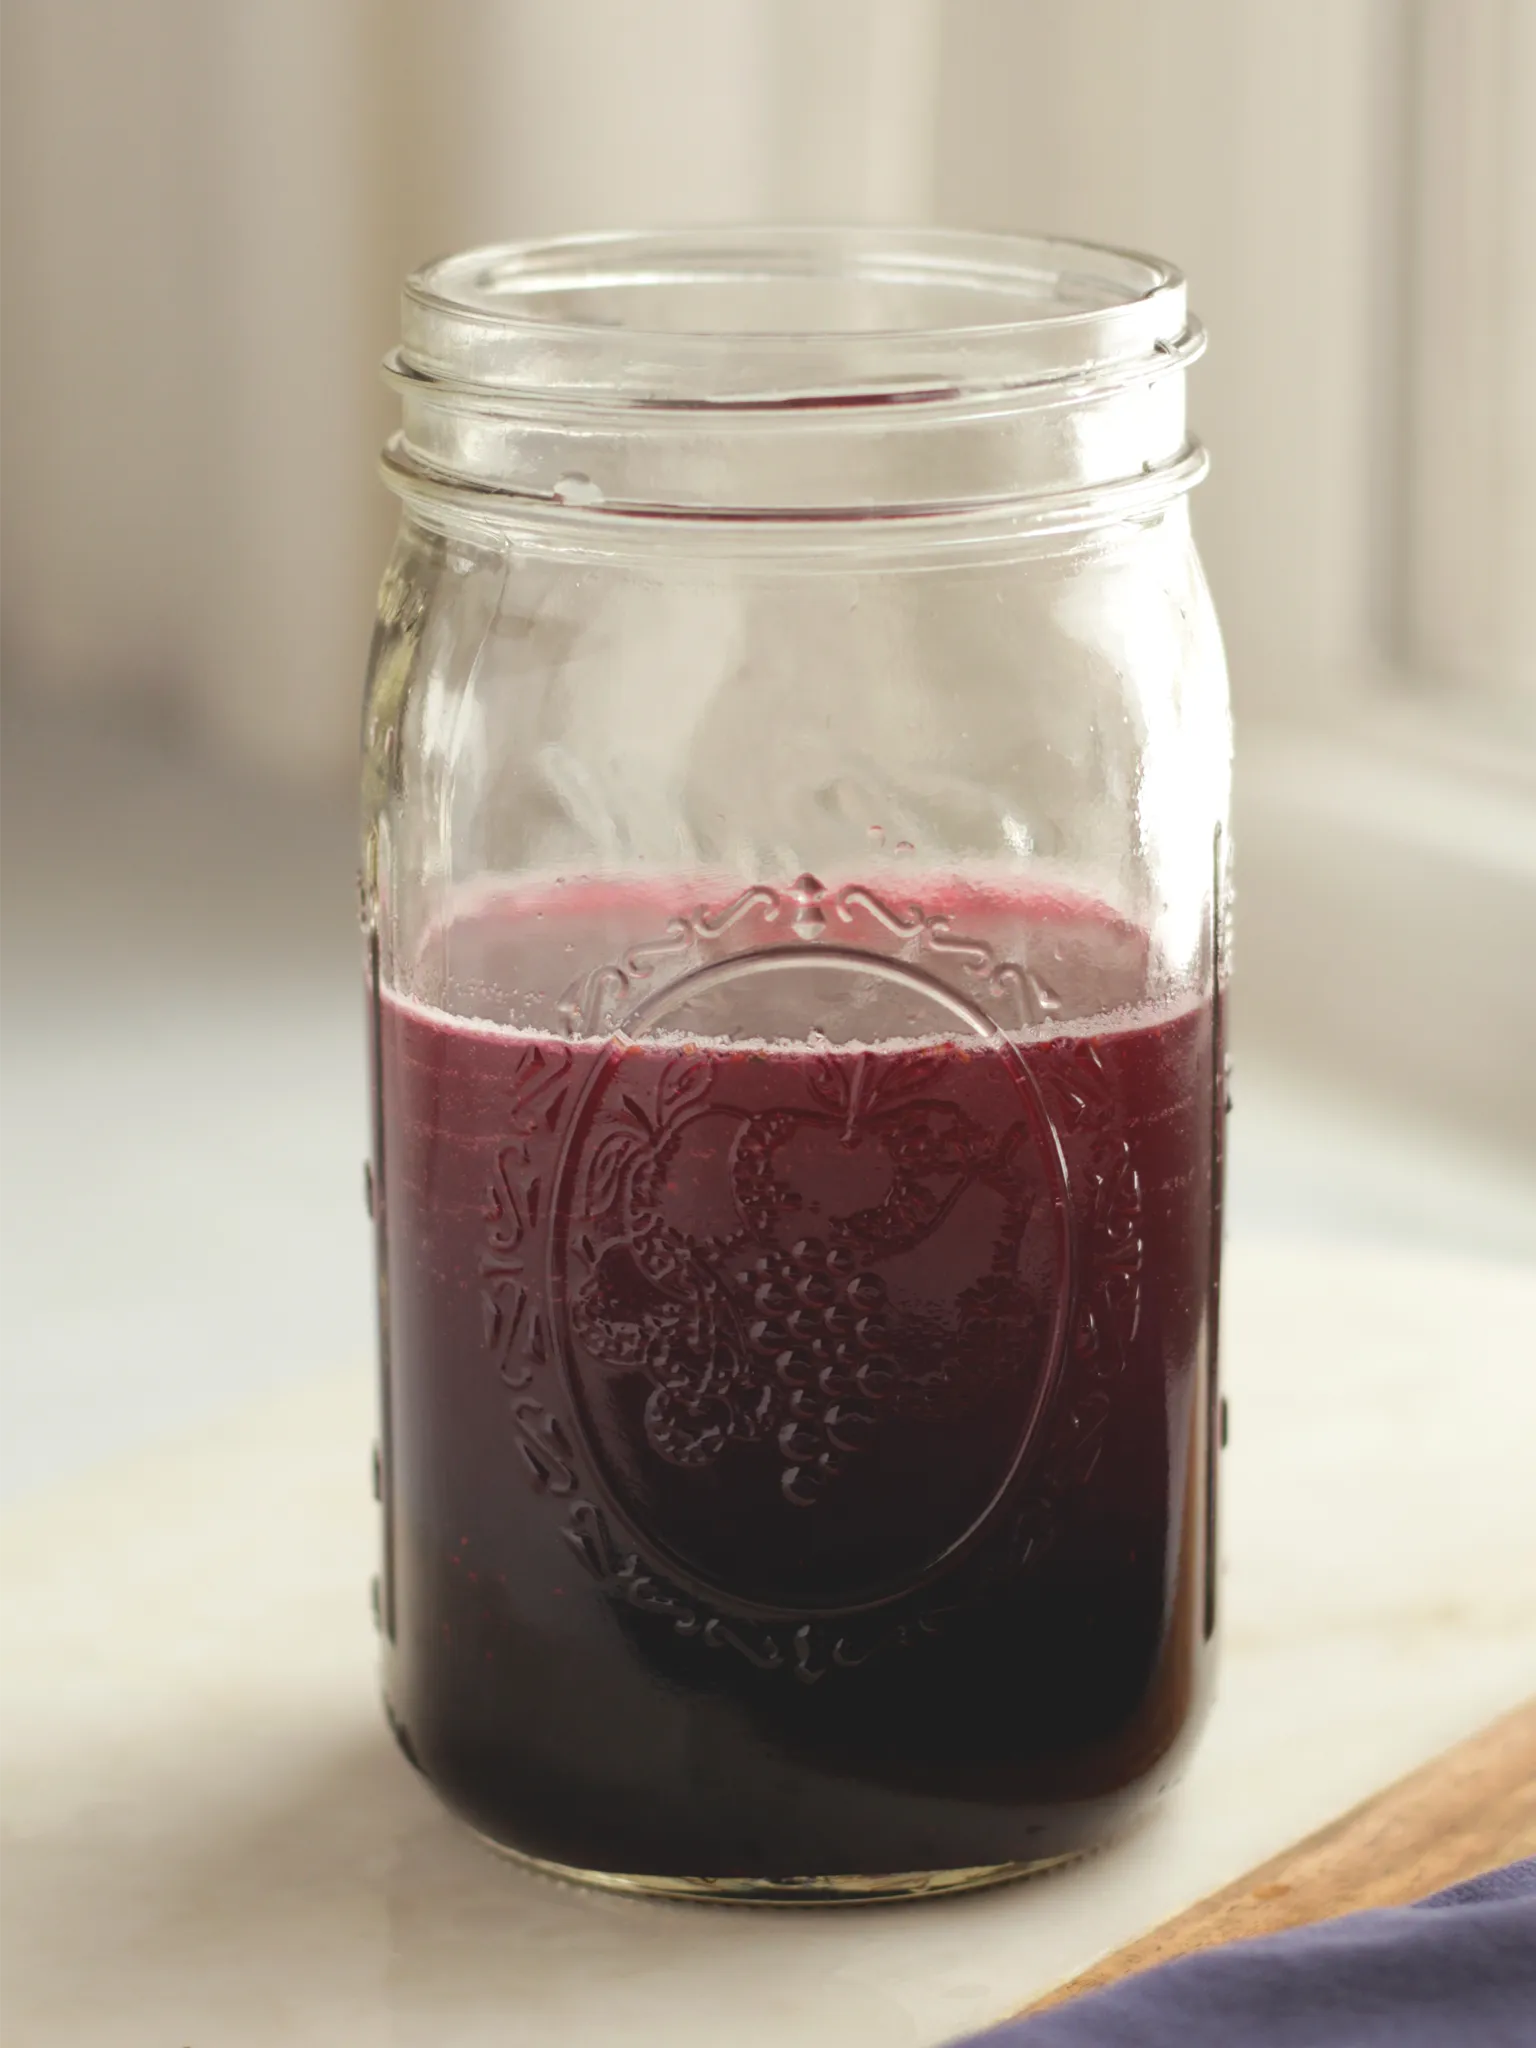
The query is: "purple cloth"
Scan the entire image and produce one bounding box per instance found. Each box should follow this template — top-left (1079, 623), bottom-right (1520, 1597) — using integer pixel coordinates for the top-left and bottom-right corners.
top-left (958, 1858), bottom-right (1536, 2047)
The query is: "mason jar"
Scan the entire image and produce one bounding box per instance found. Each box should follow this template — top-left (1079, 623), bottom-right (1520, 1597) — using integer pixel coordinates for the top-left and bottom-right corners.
top-left (362, 226), bottom-right (1230, 1901)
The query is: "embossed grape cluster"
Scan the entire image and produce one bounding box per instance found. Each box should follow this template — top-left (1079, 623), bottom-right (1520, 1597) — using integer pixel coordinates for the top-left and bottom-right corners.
top-left (735, 1235), bottom-right (903, 1507)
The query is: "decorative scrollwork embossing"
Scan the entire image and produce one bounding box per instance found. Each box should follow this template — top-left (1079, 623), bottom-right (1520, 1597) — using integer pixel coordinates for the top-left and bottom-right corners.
top-left (479, 1040), bottom-right (576, 1468)
top-left (555, 877), bottom-right (1065, 1037)
top-left (559, 1495), bottom-right (948, 1684)
top-left (1011, 1039), bottom-right (1145, 1562)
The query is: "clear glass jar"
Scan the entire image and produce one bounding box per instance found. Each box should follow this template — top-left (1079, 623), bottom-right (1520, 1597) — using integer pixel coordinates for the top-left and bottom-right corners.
top-left (363, 227), bottom-right (1230, 1901)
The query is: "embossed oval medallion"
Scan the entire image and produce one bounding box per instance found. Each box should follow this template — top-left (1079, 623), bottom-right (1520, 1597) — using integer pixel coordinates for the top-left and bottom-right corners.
top-left (548, 947), bottom-right (1072, 1618)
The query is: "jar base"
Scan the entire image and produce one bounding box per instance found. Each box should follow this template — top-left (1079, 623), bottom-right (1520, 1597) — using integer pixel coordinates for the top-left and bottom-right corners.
top-left (473, 1833), bottom-right (1080, 1905)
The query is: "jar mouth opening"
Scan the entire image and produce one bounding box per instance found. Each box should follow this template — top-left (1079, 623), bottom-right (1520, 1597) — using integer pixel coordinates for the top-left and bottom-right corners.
top-left (399, 225), bottom-right (1195, 408)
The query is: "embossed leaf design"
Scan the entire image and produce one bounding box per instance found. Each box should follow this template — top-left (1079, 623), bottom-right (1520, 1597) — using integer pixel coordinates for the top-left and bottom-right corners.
top-left (504, 1044), bottom-right (572, 1133)
top-left (805, 1056), bottom-right (852, 1117)
top-left (656, 1055), bottom-right (713, 1126)
top-left (618, 1091), bottom-right (655, 1134)
top-left (584, 1127), bottom-right (649, 1218)
top-left (864, 1049), bottom-right (952, 1110)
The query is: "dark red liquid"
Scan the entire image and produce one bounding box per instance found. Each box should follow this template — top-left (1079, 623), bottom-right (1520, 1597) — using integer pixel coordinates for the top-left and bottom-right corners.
top-left (373, 884), bottom-right (1221, 1880)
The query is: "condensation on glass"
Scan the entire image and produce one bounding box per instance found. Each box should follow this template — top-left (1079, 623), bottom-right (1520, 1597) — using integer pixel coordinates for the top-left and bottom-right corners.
top-left (361, 227), bottom-right (1232, 1901)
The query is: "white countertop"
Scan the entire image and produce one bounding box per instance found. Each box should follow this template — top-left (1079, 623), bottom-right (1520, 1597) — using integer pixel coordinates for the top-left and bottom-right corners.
top-left (4, 1236), bottom-right (1534, 2048)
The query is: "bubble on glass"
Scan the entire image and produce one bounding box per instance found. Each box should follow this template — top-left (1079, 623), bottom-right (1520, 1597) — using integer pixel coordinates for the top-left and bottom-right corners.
top-left (553, 472), bottom-right (605, 506)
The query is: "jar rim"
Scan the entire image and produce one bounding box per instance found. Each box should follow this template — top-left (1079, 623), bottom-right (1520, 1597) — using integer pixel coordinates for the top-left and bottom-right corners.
top-left (398, 225), bottom-right (1197, 409)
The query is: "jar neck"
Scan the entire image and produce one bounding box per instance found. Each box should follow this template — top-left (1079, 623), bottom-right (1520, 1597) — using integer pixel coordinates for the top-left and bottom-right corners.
top-left (383, 227), bottom-right (1206, 528)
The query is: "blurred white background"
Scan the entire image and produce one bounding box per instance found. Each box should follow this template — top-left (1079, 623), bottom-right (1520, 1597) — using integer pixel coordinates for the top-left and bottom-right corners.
top-left (3, 0), bottom-right (1534, 1498)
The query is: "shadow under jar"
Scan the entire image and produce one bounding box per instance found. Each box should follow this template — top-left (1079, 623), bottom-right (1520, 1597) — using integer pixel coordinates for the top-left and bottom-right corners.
top-left (362, 227), bottom-right (1231, 1902)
